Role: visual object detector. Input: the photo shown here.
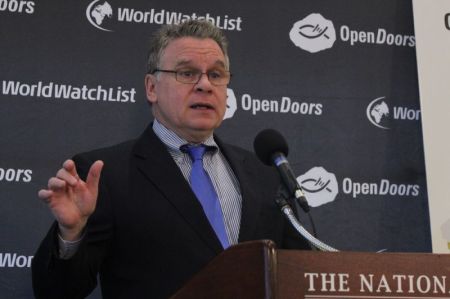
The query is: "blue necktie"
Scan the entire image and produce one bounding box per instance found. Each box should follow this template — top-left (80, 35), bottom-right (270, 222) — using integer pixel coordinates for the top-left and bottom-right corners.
top-left (183, 145), bottom-right (229, 249)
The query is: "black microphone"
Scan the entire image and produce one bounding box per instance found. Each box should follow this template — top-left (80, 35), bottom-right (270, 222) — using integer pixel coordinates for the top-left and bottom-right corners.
top-left (253, 129), bottom-right (310, 212)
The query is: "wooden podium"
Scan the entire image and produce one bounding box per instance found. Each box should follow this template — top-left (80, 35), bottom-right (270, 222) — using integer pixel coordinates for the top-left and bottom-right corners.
top-left (171, 240), bottom-right (450, 299)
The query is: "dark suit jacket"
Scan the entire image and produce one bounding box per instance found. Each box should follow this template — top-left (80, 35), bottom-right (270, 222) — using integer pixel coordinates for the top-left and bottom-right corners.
top-left (32, 125), bottom-right (310, 299)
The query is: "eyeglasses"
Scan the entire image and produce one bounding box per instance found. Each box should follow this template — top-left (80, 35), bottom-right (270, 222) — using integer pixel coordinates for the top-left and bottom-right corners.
top-left (150, 69), bottom-right (231, 86)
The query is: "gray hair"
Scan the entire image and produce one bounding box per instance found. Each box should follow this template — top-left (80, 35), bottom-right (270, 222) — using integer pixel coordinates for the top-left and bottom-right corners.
top-left (146, 20), bottom-right (229, 74)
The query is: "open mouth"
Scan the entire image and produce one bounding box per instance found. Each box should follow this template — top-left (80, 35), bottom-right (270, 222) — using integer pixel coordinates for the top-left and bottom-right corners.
top-left (190, 103), bottom-right (214, 110)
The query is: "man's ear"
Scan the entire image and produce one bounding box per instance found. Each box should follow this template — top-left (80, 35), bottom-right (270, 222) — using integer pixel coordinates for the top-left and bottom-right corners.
top-left (145, 74), bottom-right (158, 104)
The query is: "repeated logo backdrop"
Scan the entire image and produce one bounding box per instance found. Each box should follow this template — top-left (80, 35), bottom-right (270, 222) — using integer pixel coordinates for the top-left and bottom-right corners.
top-left (0, 0), bottom-right (430, 298)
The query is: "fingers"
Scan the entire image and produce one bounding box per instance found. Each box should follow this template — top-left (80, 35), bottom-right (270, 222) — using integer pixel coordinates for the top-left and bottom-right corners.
top-left (85, 160), bottom-right (104, 194)
top-left (47, 177), bottom-right (68, 189)
top-left (38, 177), bottom-right (69, 202)
top-left (49, 159), bottom-right (79, 188)
top-left (62, 159), bottom-right (79, 181)
top-left (38, 159), bottom-right (104, 202)
top-left (37, 159), bottom-right (79, 201)
top-left (56, 168), bottom-right (78, 187)
top-left (38, 189), bottom-right (53, 200)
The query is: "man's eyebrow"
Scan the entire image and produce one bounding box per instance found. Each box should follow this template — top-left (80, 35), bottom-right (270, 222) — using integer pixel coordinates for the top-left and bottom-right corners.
top-left (173, 59), bottom-right (226, 69)
top-left (212, 60), bottom-right (226, 68)
top-left (173, 60), bottom-right (192, 68)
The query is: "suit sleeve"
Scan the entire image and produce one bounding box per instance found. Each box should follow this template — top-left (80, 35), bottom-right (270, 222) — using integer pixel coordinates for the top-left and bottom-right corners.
top-left (32, 153), bottom-right (114, 299)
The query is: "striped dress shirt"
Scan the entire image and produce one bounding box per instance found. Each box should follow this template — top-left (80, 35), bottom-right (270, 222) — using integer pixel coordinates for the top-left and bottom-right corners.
top-left (152, 120), bottom-right (242, 245)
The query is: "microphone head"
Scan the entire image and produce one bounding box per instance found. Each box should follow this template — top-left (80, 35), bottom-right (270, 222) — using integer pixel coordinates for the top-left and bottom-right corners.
top-left (253, 129), bottom-right (289, 166)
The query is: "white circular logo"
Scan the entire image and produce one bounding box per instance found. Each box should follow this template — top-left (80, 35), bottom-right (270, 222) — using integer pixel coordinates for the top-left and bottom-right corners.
top-left (367, 96), bottom-right (390, 129)
top-left (86, 0), bottom-right (114, 32)
top-left (297, 167), bottom-right (338, 207)
top-left (289, 13), bottom-right (336, 53)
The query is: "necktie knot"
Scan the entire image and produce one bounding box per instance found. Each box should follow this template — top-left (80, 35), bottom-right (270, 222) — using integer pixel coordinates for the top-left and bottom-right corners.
top-left (184, 145), bottom-right (206, 162)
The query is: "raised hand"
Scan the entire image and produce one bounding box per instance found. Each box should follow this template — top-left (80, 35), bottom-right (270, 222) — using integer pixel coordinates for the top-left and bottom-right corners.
top-left (38, 159), bottom-right (104, 241)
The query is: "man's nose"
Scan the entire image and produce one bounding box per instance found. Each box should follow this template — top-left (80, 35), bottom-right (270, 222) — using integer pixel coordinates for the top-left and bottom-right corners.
top-left (195, 73), bottom-right (213, 92)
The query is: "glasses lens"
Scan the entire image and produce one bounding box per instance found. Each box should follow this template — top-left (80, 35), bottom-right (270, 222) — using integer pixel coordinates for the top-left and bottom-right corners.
top-left (176, 70), bottom-right (200, 84)
top-left (208, 70), bottom-right (230, 85)
top-left (175, 69), bottom-right (230, 85)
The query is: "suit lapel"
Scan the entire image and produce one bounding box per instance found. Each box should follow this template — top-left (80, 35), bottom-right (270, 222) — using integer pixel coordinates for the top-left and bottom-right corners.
top-left (132, 126), bottom-right (223, 254)
top-left (217, 139), bottom-right (263, 243)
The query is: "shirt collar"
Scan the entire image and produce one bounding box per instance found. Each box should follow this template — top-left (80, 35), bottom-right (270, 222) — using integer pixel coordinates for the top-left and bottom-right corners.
top-left (152, 119), bottom-right (218, 153)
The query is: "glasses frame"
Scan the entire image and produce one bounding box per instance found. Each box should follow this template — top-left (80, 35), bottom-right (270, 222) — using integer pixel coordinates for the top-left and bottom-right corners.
top-left (150, 69), bottom-right (232, 86)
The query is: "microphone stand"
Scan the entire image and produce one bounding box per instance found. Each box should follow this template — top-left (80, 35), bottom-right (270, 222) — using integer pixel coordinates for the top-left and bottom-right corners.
top-left (275, 186), bottom-right (338, 252)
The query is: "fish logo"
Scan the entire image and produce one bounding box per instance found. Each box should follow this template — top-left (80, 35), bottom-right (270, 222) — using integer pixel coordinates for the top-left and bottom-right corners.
top-left (297, 167), bottom-right (339, 207)
top-left (289, 13), bottom-right (336, 53)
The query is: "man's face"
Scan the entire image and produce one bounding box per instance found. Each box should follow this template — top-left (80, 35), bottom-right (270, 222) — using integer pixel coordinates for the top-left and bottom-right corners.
top-left (145, 37), bottom-right (228, 143)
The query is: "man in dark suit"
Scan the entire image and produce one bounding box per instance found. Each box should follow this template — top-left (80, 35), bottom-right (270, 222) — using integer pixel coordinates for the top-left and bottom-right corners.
top-left (32, 20), bottom-right (310, 299)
